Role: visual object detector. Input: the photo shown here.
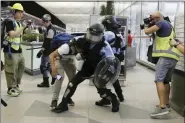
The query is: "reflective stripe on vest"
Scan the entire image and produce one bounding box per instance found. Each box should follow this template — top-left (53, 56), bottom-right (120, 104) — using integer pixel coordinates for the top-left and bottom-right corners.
top-left (152, 24), bottom-right (181, 61)
top-left (6, 21), bottom-right (22, 50)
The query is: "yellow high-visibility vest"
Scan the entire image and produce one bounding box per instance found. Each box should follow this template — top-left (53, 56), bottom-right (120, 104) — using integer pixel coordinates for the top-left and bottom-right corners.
top-left (6, 20), bottom-right (22, 51)
top-left (152, 23), bottom-right (181, 61)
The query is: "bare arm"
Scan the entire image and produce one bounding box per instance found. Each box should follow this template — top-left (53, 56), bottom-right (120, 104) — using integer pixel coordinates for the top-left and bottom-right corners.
top-left (8, 27), bottom-right (25, 38)
top-left (144, 25), bottom-right (160, 35)
top-left (49, 49), bottom-right (60, 77)
top-left (176, 43), bottom-right (184, 55)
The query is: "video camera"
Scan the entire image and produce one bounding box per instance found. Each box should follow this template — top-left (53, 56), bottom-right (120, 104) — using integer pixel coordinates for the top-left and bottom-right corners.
top-left (140, 15), bottom-right (171, 30)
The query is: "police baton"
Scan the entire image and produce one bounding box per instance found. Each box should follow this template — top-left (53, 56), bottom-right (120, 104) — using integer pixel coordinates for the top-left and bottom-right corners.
top-left (26, 47), bottom-right (42, 50)
top-left (1, 99), bottom-right (7, 107)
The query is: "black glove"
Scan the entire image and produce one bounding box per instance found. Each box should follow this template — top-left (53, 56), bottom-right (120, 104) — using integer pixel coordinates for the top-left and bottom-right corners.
top-left (36, 50), bottom-right (43, 58)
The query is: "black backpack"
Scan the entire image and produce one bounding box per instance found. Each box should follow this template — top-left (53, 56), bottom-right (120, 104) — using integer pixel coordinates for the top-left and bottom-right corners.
top-left (1, 18), bottom-right (16, 49)
top-left (1, 18), bottom-right (8, 49)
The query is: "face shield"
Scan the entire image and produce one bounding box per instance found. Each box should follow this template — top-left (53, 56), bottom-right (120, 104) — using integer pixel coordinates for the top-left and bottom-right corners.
top-left (86, 28), bottom-right (103, 43)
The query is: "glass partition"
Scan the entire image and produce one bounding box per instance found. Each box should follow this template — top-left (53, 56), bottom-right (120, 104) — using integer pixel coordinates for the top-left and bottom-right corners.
top-left (130, 2), bottom-right (141, 59)
top-left (117, 1), bottom-right (183, 65)
top-left (122, 6), bottom-right (131, 29)
top-left (159, 2), bottom-right (178, 26)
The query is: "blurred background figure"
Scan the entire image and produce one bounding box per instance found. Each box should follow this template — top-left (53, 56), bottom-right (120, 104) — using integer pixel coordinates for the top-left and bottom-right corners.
top-left (127, 30), bottom-right (133, 47)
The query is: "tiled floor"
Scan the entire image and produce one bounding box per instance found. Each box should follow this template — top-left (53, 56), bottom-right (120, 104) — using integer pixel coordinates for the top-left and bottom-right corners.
top-left (1, 64), bottom-right (184, 123)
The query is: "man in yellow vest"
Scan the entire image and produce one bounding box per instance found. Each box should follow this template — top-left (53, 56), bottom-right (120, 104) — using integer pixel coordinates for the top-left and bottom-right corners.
top-left (3, 3), bottom-right (29, 97)
top-left (144, 11), bottom-right (181, 118)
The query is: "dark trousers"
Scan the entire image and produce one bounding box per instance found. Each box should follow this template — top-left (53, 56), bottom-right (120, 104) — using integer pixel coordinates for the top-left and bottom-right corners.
top-left (40, 55), bottom-right (51, 78)
top-left (60, 66), bottom-right (117, 106)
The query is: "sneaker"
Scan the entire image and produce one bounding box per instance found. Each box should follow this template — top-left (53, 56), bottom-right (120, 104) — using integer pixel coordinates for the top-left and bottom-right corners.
top-left (156, 104), bottom-right (171, 111)
top-left (166, 104), bottom-right (171, 111)
top-left (16, 87), bottom-right (23, 93)
top-left (150, 107), bottom-right (170, 117)
top-left (7, 88), bottom-right (20, 97)
top-left (50, 100), bottom-right (58, 110)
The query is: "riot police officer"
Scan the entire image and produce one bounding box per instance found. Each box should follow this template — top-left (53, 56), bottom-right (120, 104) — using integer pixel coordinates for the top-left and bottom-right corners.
top-left (95, 15), bottom-right (125, 106)
top-left (37, 14), bottom-right (56, 87)
top-left (49, 23), bottom-right (120, 113)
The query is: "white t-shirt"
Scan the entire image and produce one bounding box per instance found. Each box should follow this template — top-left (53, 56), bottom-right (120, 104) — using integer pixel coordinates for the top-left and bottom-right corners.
top-left (57, 43), bottom-right (70, 55)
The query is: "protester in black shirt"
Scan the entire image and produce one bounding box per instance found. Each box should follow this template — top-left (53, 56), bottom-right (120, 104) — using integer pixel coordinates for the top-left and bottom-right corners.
top-left (37, 14), bottom-right (56, 88)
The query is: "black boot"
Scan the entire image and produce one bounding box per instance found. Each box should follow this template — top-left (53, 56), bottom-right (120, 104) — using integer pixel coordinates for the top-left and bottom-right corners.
top-left (111, 94), bottom-right (120, 112)
top-left (53, 101), bottom-right (69, 113)
top-left (51, 77), bottom-right (56, 85)
top-left (37, 77), bottom-right (50, 88)
top-left (95, 98), bottom-right (111, 106)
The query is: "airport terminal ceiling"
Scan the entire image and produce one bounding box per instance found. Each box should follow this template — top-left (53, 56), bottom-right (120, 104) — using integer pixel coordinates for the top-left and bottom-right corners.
top-left (36, 2), bottom-right (182, 32)
top-left (36, 2), bottom-right (132, 32)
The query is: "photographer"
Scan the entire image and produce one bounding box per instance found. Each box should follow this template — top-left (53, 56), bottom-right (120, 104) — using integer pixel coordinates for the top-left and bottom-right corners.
top-left (143, 11), bottom-right (181, 118)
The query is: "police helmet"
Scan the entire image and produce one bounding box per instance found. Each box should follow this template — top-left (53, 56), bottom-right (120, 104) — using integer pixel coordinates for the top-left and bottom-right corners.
top-left (101, 15), bottom-right (121, 31)
top-left (42, 14), bottom-right (51, 22)
top-left (86, 23), bottom-right (104, 43)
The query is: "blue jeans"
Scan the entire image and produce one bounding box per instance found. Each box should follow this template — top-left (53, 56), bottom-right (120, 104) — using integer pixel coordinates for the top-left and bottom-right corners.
top-left (40, 55), bottom-right (51, 78)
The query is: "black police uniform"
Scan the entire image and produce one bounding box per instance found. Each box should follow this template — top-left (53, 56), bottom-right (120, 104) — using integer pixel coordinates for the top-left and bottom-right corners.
top-left (53, 36), bottom-right (120, 113)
